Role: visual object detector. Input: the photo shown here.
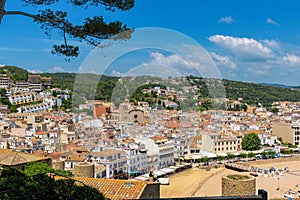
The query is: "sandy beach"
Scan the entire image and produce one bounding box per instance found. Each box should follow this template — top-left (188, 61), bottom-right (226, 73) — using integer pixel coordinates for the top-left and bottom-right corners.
top-left (160, 157), bottom-right (300, 199)
top-left (160, 167), bottom-right (225, 198)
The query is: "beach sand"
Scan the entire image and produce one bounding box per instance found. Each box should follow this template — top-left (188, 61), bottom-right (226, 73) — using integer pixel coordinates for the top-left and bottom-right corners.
top-left (160, 167), bottom-right (225, 198)
top-left (160, 157), bottom-right (300, 199)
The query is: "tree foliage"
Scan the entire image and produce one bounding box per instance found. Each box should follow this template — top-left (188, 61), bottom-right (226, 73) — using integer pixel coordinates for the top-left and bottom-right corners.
top-left (187, 76), bottom-right (300, 108)
top-left (239, 152), bottom-right (247, 159)
top-left (0, 163), bottom-right (103, 200)
top-left (216, 155), bottom-right (224, 161)
top-left (200, 156), bottom-right (210, 164)
top-left (23, 161), bottom-right (73, 177)
top-left (246, 152), bottom-right (256, 158)
top-left (226, 153), bottom-right (235, 160)
top-left (0, 0), bottom-right (134, 58)
top-left (241, 133), bottom-right (261, 151)
top-left (0, 88), bottom-right (17, 113)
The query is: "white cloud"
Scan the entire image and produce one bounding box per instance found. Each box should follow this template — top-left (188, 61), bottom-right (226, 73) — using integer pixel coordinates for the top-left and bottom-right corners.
top-left (0, 64), bottom-right (5, 67)
top-left (209, 35), bottom-right (274, 61)
top-left (28, 69), bottom-right (43, 74)
top-left (281, 54), bottom-right (300, 67)
top-left (261, 39), bottom-right (280, 50)
top-left (247, 63), bottom-right (272, 75)
top-left (111, 70), bottom-right (124, 77)
top-left (49, 66), bottom-right (65, 72)
top-left (218, 16), bottom-right (234, 24)
top-left (149, 52), bottom-right (195, 69)
top-left (0, 47), bottom-right (33, 52)
top-left (210, 52), bottom-right (237, 69)
top-left (126, 63), bottom-right (182, 78)
top-left (266, 18), bottom-right (280, 26)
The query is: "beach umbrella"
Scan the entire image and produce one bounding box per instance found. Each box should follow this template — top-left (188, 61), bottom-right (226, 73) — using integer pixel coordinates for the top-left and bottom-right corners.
top-left (257, 168), bottom-right (262, 172)
top-left (270, 167), bottom-right (275, 171)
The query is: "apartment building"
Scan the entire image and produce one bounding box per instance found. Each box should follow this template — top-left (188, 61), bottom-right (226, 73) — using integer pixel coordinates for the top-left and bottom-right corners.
top-left (188, 132), bottom-right (241, 155)
top-left (173, 137), bottom-right (189, 158)
top-left (89, 149), bottom-right (127, 179)
top-left (9, 92), bottom-right (42, 105)
top-left (122, 142), bottom-right (148, 178)
top-left (213, 136), bottom-right (242, 153)
top-left (17, 103), bottom-right (52, 113)
top-left (136, 136), bottom-right (174, 170)
top-left (272, 123), bottom-right (300, 146)
top-left (0, 74), bottom-right (12, 89)
top-left (13, 81), bottom-right (30, 93)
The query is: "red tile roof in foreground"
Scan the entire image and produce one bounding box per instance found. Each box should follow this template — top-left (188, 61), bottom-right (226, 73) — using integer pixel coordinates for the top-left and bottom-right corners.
top-left (74, 178), bottom-right (147, 200)
top-left (0, 149), bottom-right (50, 166)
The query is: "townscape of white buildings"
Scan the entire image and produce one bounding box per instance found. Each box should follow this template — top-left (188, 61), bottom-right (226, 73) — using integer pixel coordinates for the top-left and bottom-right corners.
top-left (0, 74), bottom-right (300, 179)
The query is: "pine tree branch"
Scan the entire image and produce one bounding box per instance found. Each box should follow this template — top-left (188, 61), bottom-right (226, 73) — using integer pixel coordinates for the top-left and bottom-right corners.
top-left (4, 10), bottom-right (72, 28)
top-left (0, 0), bottom-right (6, 24)
top-left (4, 10), bottom-right (117, 44)
top-left (1, 2), bottom-right (133, 57)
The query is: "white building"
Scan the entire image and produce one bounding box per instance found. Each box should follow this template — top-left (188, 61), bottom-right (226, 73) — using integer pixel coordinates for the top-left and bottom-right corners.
top-left (9, 92), bottom-right (42, 105)
top-left (136, 136), bottom-right (174, 170)
top-left (122, 142), bottom-right (148, 178)
top-left (89, 149), bottom-right (127, 179)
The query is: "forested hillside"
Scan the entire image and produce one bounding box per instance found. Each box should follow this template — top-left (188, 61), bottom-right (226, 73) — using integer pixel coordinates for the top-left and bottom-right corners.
top-left (2, 66), bottom-right (300, 107)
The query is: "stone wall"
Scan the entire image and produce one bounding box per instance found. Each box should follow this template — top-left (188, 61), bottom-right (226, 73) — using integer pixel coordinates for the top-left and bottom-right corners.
top-left (73, 162), bottom-right (94, 178)
top-left (222, 175), bottom-right (256, 196)
top-left (52, 160), bottom-right (64, 170)
top-left (247, 156), bottom-right (300, 166)
top-left (139, 183), bottom-right (160, 199)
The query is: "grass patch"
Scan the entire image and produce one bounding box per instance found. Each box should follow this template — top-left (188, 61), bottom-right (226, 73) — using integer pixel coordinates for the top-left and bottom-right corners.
top-left (227, 175), bottom-right (250, 180)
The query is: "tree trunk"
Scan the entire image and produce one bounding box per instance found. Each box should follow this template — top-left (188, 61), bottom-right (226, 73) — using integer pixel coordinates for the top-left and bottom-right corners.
top-left (0, 0), bottom-right (6, 24)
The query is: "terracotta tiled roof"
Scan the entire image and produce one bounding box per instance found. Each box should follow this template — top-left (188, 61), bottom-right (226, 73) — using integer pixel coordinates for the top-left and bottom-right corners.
top-left (36, 131), bottom-right (47, 135)
top-left (49, 152), bottom-right (62, 160)
top-left (33, 149), bottom-right (44, 156)
top-left (0, 149), bottom-right (50, 166)
top-left (123, 138), bottom-right (135, 144)
top-left (66, 156), bottom-right (85, 162)
top-left (90, 150), bottom-right (121, 157)
top-left (189, 135), bottom-right (202, 149)
top-left (247, 130), bottom-right (264, 134)
top-left (74, 178), bottom-right (147, 200)
top-left (166, 123), bottom-right (180, 128)
top-left (95, 165), bottom-right (106, 173)
top-left (150, 135), bottom-right (167, 141)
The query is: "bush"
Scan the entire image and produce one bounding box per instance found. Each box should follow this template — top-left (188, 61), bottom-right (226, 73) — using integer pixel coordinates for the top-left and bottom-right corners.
top-left (227, 175), bottom-right (250, 180)
top-left (281, 149), bottom-right (294, 154)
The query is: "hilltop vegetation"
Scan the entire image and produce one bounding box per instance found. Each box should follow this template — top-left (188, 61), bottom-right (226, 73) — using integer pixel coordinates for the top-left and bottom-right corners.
top-left (0, 66), bottom-right (28, 81)
top-left (2, 66), bottom-right (300, 109)
top-left (186, 76), bottom-right (300, 107)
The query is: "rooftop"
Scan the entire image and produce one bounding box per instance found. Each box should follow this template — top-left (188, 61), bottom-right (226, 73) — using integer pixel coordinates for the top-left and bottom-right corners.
top-left (0, 149), bottom-right (50, 166)
top-left (74, 178), bottom-right (148, 200)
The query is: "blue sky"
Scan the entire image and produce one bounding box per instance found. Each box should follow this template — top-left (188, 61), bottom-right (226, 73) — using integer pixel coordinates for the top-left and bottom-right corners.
top-left (1, 1), bottom-right (300, 85)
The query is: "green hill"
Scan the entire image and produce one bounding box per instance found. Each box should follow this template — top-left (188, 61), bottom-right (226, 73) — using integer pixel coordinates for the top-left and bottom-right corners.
top-left (2, 66), bottom-right (300, 107)
top-left (0, 66), bottom-right (29, 81)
